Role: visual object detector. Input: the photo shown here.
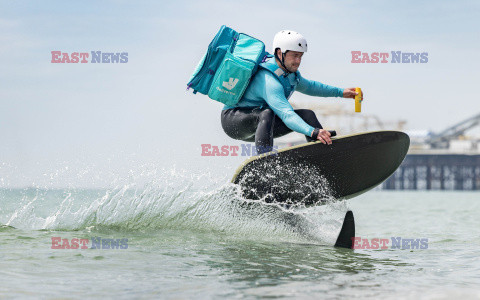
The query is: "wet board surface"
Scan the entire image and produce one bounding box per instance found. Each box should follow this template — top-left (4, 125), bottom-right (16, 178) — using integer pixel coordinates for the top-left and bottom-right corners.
top-left (232, 131), bottom-right (410, 206)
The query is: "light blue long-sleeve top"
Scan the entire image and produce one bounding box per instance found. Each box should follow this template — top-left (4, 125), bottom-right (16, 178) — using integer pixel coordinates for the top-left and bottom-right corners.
top-left (223, 59), bottom-right (344, 137)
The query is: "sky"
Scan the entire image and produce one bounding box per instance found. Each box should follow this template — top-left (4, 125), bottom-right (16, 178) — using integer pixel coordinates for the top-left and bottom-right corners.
top-left (1, 0), bottom-right (479, 188)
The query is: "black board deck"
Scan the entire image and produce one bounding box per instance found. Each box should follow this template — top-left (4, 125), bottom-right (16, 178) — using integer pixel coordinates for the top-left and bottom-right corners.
top-left (232, 131), bottom-right (410, 206)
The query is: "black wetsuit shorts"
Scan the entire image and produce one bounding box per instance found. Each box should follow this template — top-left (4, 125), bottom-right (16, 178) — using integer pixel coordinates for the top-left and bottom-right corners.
top-left (221, 107), bottom-right (322, 154)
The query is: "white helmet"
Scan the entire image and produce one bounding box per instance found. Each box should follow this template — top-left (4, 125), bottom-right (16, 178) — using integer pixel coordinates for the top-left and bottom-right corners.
top-left (272, 30), bottom-right (308, 54)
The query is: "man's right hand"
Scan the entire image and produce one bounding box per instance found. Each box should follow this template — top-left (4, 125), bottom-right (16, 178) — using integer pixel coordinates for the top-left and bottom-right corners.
top-left (343, 87), bottom-right (364, 100)
top-left (316, 129), bottom-right (332, 145)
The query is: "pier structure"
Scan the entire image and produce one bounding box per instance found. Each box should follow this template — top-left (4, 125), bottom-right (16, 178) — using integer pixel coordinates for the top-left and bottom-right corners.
top-left (383, 152), bottom-right (480, 191)
top-left (385, 113), bottom-right (480, 190)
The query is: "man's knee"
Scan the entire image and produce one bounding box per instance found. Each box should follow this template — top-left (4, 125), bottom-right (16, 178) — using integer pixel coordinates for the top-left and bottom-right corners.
top-left (296, 109), bottom-right (317, 122)
top-left (296, 109), bottom-right (322, 129)
top-left (258, 108), bottom-right (276, 129)
top-left (259, 108), bottom-right (275, 121)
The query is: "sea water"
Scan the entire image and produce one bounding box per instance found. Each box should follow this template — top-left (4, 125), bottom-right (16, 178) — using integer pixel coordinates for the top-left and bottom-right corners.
top-left (1, 169), bottom-right (479, 299)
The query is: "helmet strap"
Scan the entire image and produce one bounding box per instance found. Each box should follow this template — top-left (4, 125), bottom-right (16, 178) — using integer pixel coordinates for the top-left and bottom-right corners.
top-left (275, 49), bottom-right (293, 76)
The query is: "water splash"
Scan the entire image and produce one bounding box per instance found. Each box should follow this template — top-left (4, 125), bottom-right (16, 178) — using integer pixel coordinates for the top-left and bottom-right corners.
top-left (2, 167), bottom-right (349, 245)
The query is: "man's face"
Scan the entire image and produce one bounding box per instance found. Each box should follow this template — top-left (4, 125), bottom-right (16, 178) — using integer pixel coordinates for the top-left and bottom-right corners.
top-left (277, 50), bottom-right (304, 72)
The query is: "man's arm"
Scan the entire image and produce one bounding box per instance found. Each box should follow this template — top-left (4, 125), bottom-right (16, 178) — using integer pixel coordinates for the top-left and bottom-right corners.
top-left (296, 72), bottom-right (344, 98)
top-left (263, 75), bottom-right (315, 137)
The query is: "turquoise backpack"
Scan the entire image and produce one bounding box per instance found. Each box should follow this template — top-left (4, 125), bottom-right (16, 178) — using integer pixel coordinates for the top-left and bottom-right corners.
top-left (187, 25), bottom-right (272, 106)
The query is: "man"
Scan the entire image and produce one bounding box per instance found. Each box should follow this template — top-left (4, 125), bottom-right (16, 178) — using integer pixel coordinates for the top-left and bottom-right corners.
top-left (221, 30), bottom-right (363, 154)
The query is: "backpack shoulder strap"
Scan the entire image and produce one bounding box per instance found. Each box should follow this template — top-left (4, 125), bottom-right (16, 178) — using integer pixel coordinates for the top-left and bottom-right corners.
top-left (259, 59), bottom-right (300, 99)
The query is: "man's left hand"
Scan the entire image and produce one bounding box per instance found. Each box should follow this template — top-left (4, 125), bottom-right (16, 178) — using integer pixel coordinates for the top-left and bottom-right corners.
top-left (343, 87), bottom-right (364, 101)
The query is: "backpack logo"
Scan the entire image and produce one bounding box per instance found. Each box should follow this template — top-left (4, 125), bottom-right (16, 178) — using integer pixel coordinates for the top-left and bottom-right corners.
top-left (222, 78), bottom-right (239, 90)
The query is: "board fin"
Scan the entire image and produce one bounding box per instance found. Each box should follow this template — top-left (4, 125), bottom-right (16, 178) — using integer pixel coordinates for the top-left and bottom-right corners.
top-left (334, 210), bottom-right (355, 249)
